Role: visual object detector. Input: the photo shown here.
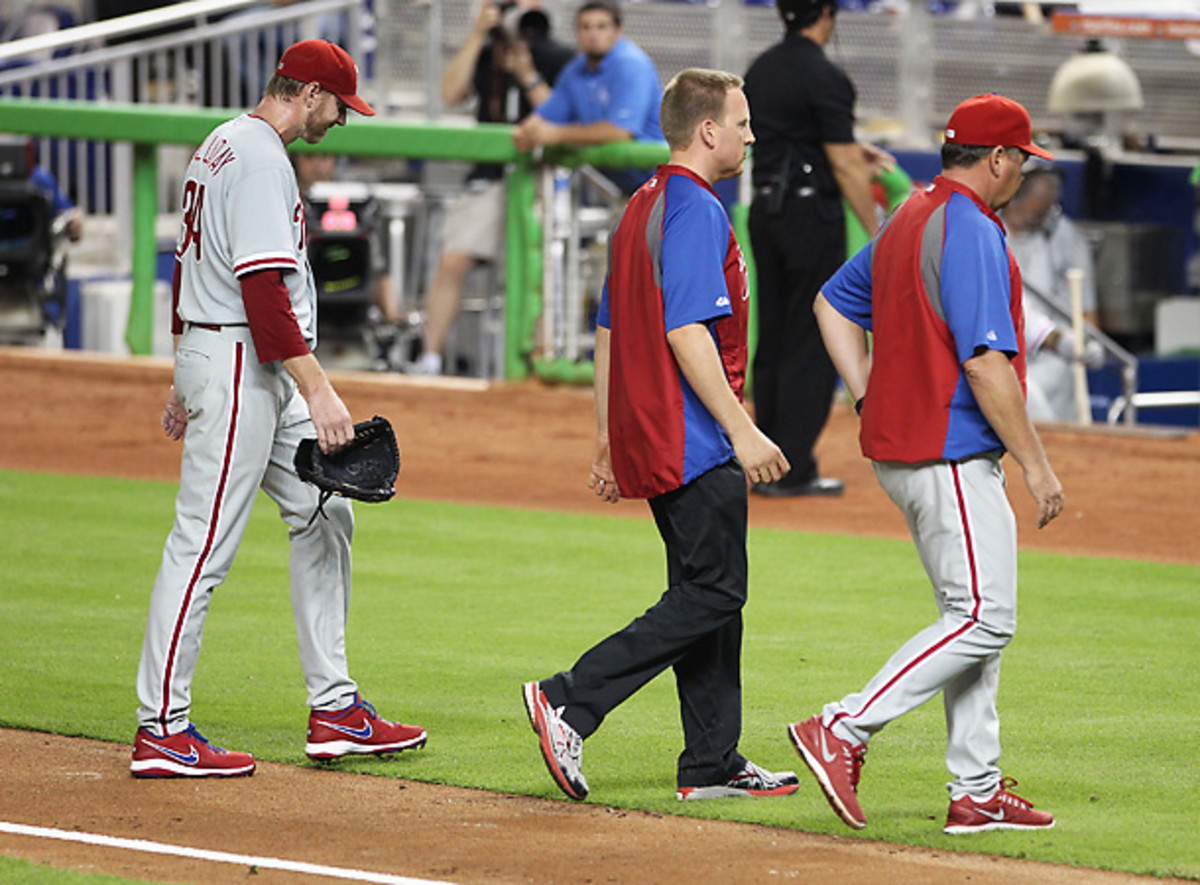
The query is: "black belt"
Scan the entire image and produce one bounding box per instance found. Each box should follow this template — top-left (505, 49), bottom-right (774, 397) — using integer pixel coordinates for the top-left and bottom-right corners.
top-left (187, 321), bottom-right (249, 331)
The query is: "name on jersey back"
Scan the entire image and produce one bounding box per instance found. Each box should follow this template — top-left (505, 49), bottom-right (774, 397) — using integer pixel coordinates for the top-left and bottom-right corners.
top-left (194, 136), bottom-right (238, 177)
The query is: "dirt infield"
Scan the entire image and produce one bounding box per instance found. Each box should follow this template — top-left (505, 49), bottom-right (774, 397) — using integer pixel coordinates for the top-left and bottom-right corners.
top-left (0, 728), bottom-right (1183, 885)
top-left (2, 349), bottom-right (1198, 566)
top-left (1, 347), bottom-right (1197, 885)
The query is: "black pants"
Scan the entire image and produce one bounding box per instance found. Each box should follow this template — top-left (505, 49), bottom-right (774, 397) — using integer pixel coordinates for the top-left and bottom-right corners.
top-left (748, 192), bottom-right (846, 485)
top-left (541, 460), bottom-right (749, 788)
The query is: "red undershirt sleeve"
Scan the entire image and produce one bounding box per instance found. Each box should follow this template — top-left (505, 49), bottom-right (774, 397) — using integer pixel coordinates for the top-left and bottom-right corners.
top-left (240, 268), bottom-right (309, 364)
top-left (171, 260), bottom-right (183, 336)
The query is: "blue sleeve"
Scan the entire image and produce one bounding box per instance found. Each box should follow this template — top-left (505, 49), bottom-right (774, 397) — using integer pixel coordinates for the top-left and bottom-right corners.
top-left (536, 62), bottom-right (578, 124)
top-left (604, 54), bottom-right (660, 138)
top-left (820, 243), bottom-right (874, 331)
top-left (661, 184), bottom-right (731, 332)
top-left (941, 195), bottom-right (1019, 366)
top-left (31, 166), bottom-right (73, 214)
top-left (597, 278), bottom-right (610, 329)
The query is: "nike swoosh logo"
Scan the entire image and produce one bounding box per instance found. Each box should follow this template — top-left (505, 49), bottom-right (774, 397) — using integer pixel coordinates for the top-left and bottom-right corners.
top-left (819, 728), bottom-right (838, 764)
top-left (977, 808), bottom-right (1005, 821)
top-left (152, 743), bottom-right (200, 765)
top-left (322, 719), bottom-right (372, 740)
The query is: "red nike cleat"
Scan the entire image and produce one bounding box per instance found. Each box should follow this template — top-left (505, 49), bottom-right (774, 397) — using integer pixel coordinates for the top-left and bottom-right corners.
top-left (131, 725), bottom-right (255, 778)
top-left (944, 778), bottom-right (1055, 834)
top-left (788, 715), bottom-right (867, 829)
top-left (305, 694), bottom-right (427, 760)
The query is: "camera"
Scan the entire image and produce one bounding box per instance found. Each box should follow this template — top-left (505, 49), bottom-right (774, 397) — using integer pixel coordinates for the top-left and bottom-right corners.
top-left (490, 1), bottom-right (522, 44)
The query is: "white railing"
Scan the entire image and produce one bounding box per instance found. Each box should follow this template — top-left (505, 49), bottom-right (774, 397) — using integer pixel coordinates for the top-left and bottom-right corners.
top-left (537, 163), bottom-right (622, 369)
top-left (1023, 280), bottom-right (1140, 425)
top-left (0, 0), bottom-right (367, 260)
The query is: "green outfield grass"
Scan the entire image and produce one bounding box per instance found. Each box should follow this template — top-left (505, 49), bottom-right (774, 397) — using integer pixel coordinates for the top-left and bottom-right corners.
top-left (0, 858), bottom-right (162, 884)
top-left (1, 470), bottom-right (1197, 880)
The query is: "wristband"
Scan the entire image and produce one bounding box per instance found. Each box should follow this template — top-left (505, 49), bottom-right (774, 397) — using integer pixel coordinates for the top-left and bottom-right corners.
top-left (523, 74), bottom-right (544, 90)
top-left (854, 397), bottom-right (864, 416)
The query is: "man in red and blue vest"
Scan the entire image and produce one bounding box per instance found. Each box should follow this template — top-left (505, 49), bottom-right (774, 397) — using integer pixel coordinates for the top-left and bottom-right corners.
top-left (789, 93), bottom-right (1064, 835)
top-left (523, 68), bottom-right (798, 803)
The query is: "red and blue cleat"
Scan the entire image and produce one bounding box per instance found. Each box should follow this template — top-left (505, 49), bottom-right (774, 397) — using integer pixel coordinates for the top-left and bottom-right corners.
top-left (305, 693), bottom-right (427, 760)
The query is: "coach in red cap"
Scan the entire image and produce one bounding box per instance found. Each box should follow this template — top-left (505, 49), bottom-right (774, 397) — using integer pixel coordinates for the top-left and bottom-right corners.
top-left (786, 92), bottom-right (1063, 835)
top-left (943, 93), bottom-right (1052, 160)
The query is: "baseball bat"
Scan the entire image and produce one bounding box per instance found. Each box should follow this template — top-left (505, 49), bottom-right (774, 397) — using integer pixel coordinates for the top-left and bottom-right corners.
top-left (1067, 267), bottom-right (1091, 426)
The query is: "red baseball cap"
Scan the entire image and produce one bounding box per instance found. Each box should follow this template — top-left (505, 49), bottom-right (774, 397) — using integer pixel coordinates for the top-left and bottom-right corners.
top-left (276, 40), bottom-right (375, 117)
top-left (944, 94), bottom-right (1052, 159)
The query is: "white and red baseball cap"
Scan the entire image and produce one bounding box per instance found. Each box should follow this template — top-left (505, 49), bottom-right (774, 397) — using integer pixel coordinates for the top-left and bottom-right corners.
top-left (944, 93), bottom-right (1052, 159)
top-left (276, 39), bottom-right (375, 117)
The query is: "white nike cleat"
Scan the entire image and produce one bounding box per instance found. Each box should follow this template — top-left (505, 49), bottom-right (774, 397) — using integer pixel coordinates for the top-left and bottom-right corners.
top-left (676, 760), bottom-right (800, 800)
top-left (523, 681), bottom-right (588, 800)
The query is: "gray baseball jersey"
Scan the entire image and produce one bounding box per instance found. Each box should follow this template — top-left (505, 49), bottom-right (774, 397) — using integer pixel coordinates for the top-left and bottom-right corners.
top-left (175, 115), bottom-right (318, 346)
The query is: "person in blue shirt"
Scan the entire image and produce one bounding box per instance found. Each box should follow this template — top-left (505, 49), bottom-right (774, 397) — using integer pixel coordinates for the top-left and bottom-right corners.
top-left (29, 164), bottom-right (83, 243)
top-left (512, 0), bottom-right (663, 194)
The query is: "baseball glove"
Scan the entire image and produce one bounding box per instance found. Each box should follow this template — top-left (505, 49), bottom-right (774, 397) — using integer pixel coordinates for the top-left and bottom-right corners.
top-left (294, 415), bottom-right (400, 521)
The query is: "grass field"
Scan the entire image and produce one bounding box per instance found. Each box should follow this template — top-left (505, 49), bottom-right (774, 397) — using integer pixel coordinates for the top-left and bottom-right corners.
top-left (1, 470), bottom-right (1197, 881)
top-left (0, 857), bottom-right (163, 884)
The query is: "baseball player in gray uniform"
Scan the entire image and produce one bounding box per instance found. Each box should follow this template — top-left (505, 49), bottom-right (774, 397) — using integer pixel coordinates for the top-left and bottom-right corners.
top-left (131, 40), bottom-right (426, 778)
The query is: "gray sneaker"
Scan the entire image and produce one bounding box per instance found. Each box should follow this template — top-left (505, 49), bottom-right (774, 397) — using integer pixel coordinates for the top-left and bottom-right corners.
top-left (676, 759), bottom-right (800, 800)
top-left (522, 681), bottom-right (588, 800)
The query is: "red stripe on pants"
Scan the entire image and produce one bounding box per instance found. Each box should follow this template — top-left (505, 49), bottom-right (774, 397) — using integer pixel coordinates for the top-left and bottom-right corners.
top-left (830, 461), bottom-right (983, 728)
top-left (950, 461), bottom-right (983, 621)
top-left (157, 342), bottom-right (245, 730)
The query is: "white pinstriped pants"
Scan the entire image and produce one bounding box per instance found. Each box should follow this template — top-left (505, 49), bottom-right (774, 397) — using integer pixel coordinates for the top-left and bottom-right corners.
top-left (823, 455), bottom-right (1016, 799)
top-left (136, 326), bottom-right (358, 736)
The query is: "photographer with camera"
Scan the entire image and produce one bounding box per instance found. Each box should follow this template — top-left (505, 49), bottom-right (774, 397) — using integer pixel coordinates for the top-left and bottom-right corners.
top-left (414, 0), bottom-right (574, 376)
top-left (511, 0), bottom-right (663, 196)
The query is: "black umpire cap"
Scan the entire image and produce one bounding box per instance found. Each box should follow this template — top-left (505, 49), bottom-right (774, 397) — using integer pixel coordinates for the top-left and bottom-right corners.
top-left (776, 0), bottom-right (836, 29)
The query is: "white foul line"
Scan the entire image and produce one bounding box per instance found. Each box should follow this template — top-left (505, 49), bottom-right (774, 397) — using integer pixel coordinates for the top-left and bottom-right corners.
top-left (0, 821), bottom-right (458, 885)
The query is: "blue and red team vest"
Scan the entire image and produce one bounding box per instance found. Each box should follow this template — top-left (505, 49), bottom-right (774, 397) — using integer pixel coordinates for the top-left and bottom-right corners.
top-left (821, 175), bottom-right (1027, 463)
top-left (597, 164), bottom-right (748, 499)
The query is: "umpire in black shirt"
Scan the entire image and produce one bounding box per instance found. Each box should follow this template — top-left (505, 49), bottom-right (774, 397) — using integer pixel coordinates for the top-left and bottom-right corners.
top-left (744, 0), bottom-right (890, 497)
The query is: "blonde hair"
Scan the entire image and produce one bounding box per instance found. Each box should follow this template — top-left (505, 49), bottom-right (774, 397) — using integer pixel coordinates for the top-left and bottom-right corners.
top-left (264, 74), bottom-right (307, 101)
top-left (660, 68), bottom-right (744, 151)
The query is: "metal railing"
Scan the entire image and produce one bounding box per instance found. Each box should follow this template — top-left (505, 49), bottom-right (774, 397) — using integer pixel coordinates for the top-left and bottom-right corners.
top-left (0, 0), bottom-right (365, 261)
top-left (0, 96), bottom-right (670, 381)
top-left (9, 1), bottom-right (1200, 177)
top-left (4, 92), bottom-right (1183, 414)
top-left (1023, 280), bottom-right (1139, 425)
top-left (0, 0), bottom-right (368, 112)
top-left (533, 163), bottom-right (625, 385)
